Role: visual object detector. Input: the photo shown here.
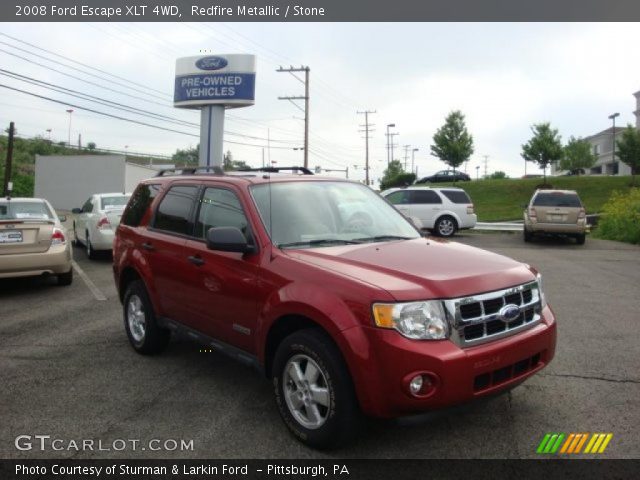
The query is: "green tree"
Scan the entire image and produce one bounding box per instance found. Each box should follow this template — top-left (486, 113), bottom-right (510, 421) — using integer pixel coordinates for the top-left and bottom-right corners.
top-left (560, 136), bottom-right (597, 176)
top-left (223, 150), bottom-right (249, 171)
top-left (521, 123), bottom-right (563, 184)
top-left (380, 160), bottom-right (416, 190)
top-left (87, 142), bottom-right (97, 151)
top-left (616, 125), bottom-right (640, 186)
top-left (430, 110), bottom-right (474, 181)
top-left (171, 145), bottom-right (199, 166)
top-left (489, 171), bottom-right (508, 179)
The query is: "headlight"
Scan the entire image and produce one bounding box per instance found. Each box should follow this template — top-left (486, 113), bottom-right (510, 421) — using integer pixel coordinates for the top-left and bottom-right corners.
top-left (536, 273), bottom-right (547, 308)
top-left (372, 301), bottom-right (449, 340)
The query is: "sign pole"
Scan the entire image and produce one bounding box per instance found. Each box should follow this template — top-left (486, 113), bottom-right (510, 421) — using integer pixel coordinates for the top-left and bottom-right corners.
top-left (199, 105), bottom-right (225, 167)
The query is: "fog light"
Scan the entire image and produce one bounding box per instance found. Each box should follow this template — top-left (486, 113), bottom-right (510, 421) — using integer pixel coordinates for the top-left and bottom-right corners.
top-left (409, 375), bottom-right (424, 396)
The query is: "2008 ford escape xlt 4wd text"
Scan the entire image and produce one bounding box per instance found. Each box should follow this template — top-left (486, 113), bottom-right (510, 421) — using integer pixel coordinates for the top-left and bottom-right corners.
top-left (113, 167), bottom-right (557, 449)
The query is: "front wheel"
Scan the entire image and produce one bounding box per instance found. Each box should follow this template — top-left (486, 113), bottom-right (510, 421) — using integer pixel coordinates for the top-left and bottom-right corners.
top-left (434, 216), bottom-right (457, 237)
top-left (123, 280), bottom-right (170, 355)
top-left (272, 329), bottom-right (361, 449)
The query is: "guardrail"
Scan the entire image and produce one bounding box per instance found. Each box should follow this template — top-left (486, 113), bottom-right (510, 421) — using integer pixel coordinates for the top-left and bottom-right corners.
top-left (474, 222), bottom-right (523, 231)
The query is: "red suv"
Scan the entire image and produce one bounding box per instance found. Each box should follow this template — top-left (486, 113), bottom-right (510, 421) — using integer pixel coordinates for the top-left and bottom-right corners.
top-left (113, 167), bottom-right (556, 449)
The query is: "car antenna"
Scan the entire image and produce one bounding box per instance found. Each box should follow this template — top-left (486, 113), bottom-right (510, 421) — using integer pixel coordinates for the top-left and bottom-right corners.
top-left (267, 171), bottom-right (275, 261)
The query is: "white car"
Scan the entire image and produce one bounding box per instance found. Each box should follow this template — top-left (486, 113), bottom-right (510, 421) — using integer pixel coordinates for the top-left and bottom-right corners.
top-left (381, 187), bottom-right (477, 237)
top-left (72, 193), bottom-right (131, 259)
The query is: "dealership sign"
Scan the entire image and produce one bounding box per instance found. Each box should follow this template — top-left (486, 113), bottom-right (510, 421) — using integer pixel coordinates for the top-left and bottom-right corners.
top-left (174, 54), bottom-right (256, 108)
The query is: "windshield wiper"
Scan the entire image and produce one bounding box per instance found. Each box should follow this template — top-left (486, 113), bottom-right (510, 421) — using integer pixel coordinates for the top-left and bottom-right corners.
top-left (353, 235), bottom-right (414, 243)
top-left (278, 238), bottom-right (363, 249)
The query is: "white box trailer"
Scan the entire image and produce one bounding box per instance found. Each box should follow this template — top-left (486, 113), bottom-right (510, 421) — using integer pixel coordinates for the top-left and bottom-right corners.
top-left (34, 155), bottom-right (170, 211)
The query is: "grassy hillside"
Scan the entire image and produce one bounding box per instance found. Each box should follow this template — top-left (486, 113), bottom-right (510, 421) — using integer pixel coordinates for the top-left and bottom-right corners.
top-left (425, 176), bottom-right (638, 221)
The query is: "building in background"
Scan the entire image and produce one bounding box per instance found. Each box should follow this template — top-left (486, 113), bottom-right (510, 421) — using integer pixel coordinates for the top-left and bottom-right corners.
top-left (34, 155), bottom-right (169, 210)
top-left (552, 89), bottom-right (639, 176)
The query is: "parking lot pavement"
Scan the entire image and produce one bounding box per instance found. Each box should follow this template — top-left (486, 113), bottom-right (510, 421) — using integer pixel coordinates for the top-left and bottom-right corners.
top-left (1, 234), bottom-right (639, 459)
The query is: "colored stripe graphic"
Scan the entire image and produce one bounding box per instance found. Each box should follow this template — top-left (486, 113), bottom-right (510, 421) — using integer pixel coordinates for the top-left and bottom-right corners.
top-left (538, 433), bottom-right (613, 454)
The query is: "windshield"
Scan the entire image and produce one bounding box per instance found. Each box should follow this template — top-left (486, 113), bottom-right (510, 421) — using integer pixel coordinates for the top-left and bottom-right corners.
top-left (0, 201), bottom-right (53, 221)
top-left (251, 181), bottom-right (420, 248)
top-left (101, 195), bottom-right (130, 210)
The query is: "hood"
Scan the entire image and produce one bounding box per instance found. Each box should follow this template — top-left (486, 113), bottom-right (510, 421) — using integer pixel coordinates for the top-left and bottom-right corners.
top-left (285, 238), bottom-right (535, 301)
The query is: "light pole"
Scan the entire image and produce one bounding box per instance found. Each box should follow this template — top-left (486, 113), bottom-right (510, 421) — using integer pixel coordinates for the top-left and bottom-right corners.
top-left (475, 165), bottom-right (480, 180)
top-left (411, 148), bottom-right (419, 175)
top-left (608, 112), bottom-right (620, 171)
top-left (65, 109), bottom-right (73, 148)
top-left (386, 123), bottom-right (395, 165)
top-left (45, 128), bottom-right (51, 142)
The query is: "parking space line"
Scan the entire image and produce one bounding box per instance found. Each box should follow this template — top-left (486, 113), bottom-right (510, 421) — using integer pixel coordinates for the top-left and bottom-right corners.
top-left (72, 260), bottom-right (107, 301)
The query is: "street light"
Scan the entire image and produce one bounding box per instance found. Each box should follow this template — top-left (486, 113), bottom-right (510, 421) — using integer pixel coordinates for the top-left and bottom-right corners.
top-left (411, 148), bottom-right (419, 174)
top-left (45, 128), bottom-right (52, 142)
top-left (608, 112), bottom-right (620, 171)
top-left (476, 165), bottom-right (480, 180)
top-left (65, 109), bottom-right (73, 148)
top-left (386, 123), bottom-right (396, 165)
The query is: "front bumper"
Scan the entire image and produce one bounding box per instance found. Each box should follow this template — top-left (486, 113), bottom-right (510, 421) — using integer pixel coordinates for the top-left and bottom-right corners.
top-left (344, 305), bottom-right (556, 417)
top-left (0, 244), bottom-right (72, 278)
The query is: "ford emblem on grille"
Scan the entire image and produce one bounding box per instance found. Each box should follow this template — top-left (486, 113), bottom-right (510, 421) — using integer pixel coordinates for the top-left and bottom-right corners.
top-left (195, 56), bottom-right (228, 70)
top-left (499, 304), bottom-right (520, 323)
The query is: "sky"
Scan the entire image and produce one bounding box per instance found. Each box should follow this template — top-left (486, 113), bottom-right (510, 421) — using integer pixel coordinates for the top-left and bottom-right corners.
top-left (0, 22), bottom-right (639, 186)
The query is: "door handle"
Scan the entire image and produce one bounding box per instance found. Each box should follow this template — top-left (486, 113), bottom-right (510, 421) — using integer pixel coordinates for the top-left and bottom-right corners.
top-left (187, 255), bottom-right (205, 266)
top-left (141, 242), bottom-right (154, 251)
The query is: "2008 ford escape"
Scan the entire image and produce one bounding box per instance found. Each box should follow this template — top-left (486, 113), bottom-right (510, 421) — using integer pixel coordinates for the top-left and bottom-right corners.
top-left (113, 167), bottom-right (556, 449)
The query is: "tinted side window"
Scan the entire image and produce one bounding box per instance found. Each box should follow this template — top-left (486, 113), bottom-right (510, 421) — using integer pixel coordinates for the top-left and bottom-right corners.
top-left (533, 193), bottom-right (582, 208)
top-left (409, 190), bottom-right (442, 204)
top-left (385, 191), bottom-right (409, 204)
top-left (196, 188), bottom-right (249, 239)
top-left (441, 190), bottom-right (472, 204)
top-left (153, 185), bottom-right (198, 235)
top-left (122, 184), bottom-right (160, 227)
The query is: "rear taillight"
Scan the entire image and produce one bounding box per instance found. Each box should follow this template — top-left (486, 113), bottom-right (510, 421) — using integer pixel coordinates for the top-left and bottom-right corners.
top-left (51, 228), bottom-right (66, 245)
top-left (97, 216), bottom-right (111, 230)
top-left (528, 207), bottom-right (537, 219)
top-left (467, 204), bottom-right (475, 214)
top-left (578, 208), bottom-right (586, 219)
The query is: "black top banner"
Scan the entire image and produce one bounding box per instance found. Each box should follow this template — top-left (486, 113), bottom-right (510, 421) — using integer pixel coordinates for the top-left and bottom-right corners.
top-left (3, 0), bottom-right (640, 22)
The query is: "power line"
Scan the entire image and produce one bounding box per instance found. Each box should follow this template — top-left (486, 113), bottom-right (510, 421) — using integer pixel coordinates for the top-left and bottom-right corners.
top-left (0, 83), bottom-right (295, 150)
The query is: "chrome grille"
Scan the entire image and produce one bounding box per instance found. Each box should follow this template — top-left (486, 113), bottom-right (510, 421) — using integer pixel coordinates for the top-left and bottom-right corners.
top-left (443, 281), bottom-right (542, 347)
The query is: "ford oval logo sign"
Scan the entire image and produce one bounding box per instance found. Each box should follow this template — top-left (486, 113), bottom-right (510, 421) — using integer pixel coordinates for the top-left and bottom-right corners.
top-left (499, 304), bottom-right (520, 323)
top-left (196, 56), bottom-right (228, 71)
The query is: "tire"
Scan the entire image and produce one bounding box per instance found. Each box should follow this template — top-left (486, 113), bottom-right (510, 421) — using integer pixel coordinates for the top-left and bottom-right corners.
top-left (57, 268), bottom-right (73, 286)
top-left (434, 216), bottom-right (457, 238)
top-left (272, 329), bottom-right (361, 449)
top-left (123, 280), bottom-right (170, 355)
top-left (86, 231), bottom-right (97, 260)
top-left (523, 229), bottom-right (532, 243)
top-left (575, 233), bottom-right (586, 245)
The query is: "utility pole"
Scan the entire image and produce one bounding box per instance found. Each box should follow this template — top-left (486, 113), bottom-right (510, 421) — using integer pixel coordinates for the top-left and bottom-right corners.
top-left (403, 145), bottom-right (411, 170)
top-left (3, 122), bottom-right (15, 196)
top-left (483, 155), bottom-right (489, 179)
top-left (385, 123), bottom-right (396, 165)
top-left (358, 110), bottom-right (376, 186)
top-left (277, 66), bottom-right (310, 168)
top-left (411, 148), bottom-right (419, 174)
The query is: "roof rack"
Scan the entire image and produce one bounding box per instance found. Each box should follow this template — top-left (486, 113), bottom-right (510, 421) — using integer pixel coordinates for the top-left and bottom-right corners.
top-left (155, 165), bottom-right (224, 177)
top-left (235, 166), bottom-right (314, 175)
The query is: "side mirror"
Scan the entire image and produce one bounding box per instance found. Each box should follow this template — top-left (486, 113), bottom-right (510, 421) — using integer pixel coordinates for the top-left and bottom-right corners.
top-left (58, 215), bottom-right (67, 222)
top-left (206, 227), bottom-right (255, 254)
top-left (71, 208), bottom-right (82, 214)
